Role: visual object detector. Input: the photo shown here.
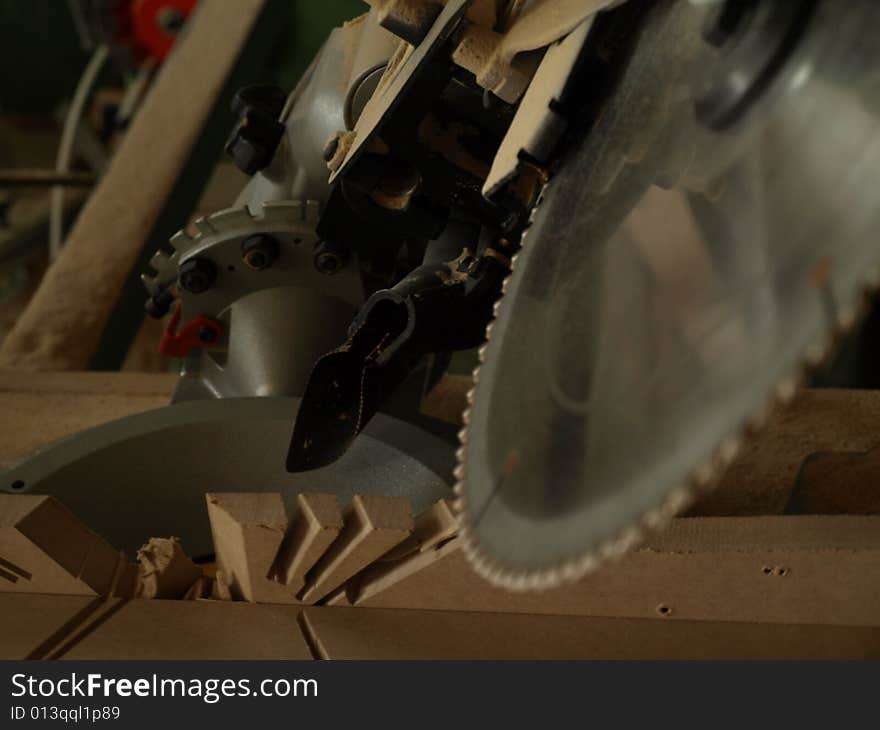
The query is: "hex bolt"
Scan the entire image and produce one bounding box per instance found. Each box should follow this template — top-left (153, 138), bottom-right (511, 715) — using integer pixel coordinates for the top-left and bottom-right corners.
top-left (144, 286), bottom-right (175, 319)
top-left (178, 257), bottom-right (217, 294)
top-left (241, 234), bottom-right (280, 271)
top-left (313, 240), bottom-right (349, 276)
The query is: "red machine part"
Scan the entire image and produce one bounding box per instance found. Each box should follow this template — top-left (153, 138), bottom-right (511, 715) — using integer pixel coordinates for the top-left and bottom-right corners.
top-left (131, 0), bottom-right (197, 60)
top-left (159, 302), bottom-right (222, 358)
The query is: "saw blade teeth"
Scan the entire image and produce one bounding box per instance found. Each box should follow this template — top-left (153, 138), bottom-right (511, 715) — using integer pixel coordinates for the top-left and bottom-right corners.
top-left (714, 436), bottom-right (741, 470)
top-left (169, 230), bottom-right (193, 251)
top-left (661, 487), bottom-right (693, 518)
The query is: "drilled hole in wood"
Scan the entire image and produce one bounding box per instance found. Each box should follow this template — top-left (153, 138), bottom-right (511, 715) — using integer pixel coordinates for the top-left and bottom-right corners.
top-left (10, 480), bottom-right (25, 491)
top-left (656, 604), bottom-right (671, 616)
top-left (762, 566), bottom-right (773, 575)
top-left (776, 567), bottom-right (789, 576)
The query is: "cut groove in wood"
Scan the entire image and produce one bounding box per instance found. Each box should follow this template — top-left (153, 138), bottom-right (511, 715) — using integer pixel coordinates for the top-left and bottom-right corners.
top-left (298, 495), bottom-right (413, 604)
top-left (206, 492), bottom-right (297, 604)
top-left (272, 493), bottom-right (343, 592)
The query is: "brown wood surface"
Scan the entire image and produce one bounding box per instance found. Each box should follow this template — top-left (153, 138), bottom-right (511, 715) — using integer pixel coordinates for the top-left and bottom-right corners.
top-left (302, 606), bottom-right (880, 660)
top-left (57, 599), bottom-right (312, 660)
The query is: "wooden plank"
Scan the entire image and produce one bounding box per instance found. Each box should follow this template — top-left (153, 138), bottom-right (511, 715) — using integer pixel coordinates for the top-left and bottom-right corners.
top-left (301, 606), bottom-right (880, 660)
top-left (692, 388), bottom-right (880, 515)
top-left (272, 493), bottom-right (343, 592)
top-left (206, 492), bottom-right (297, 604)
top-left (57, 599), bottom-right (313, 660)
top-left (0, 0), bottom-right (267, 371)
top-left (0, 495), bottom-right (124, 597)
top-left (0, 371), bottom-right (173, 469)
top-left (0, 593), bottom-right (99, 660)
top-left (299, 495), bottom-right (413, 604)
top-left (356, 516), bottom-right (880, 627)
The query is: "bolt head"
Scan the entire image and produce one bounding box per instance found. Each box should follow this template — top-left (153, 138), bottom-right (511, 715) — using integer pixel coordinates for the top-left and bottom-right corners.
top-left (241, 234), bottom-right (279, 271)
top-left (316, 252), bottom-right (340, 275)
top-left (313, 240), bottom-right (348, 276)
top-left (178, 257), bottom-right (216, 294)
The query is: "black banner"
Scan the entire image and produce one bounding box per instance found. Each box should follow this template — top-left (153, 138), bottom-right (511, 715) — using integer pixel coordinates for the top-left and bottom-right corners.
top-left (0, 660), bottom-right (875, 727)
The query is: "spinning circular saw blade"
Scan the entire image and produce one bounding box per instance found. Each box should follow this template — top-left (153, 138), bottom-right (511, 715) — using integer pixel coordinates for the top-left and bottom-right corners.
top-left (457, 0), bottom-right (880, 589)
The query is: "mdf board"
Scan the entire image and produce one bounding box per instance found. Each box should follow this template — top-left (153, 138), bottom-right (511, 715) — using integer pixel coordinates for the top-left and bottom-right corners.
top-left (356, 517), bottom-right (880, 627)
top-left (273, 493), bottom-right (343, 592)
top-left (59, 599), bottom-right (312, 660)
top-left (206, 492), bottom-right (297, 604)
top-left (0, 371), bottom-right (174, 470)
top-left (0, 593), bottom-right (98, 660)
top-left (302, 607), bottom-right (880, 660)
top-left (693, 388), bottom-right (880, 515)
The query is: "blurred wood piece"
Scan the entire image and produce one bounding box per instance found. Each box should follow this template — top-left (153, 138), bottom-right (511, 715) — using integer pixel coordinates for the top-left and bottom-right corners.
top-left (0, 0), bottom-right (267, 371)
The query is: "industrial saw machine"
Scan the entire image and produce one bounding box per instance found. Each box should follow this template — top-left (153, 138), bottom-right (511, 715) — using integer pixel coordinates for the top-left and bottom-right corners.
top-left (4, 0), bottom-right (880, 592)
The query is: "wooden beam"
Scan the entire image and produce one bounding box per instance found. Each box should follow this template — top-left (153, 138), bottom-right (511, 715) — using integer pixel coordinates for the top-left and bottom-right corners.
top-left (0, 0), bottom-right (268, 371)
